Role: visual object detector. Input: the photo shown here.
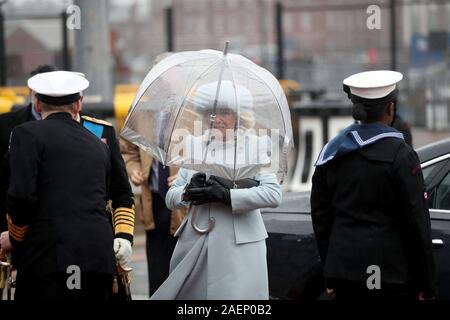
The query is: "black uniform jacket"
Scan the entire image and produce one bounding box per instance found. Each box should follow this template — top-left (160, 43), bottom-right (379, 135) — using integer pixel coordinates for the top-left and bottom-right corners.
top-left (0, 108), bottom-right (134, 242)
top-left (80, 115), bottom-right (135, 244)
top-left (7, 112), bottom-right (116, 277)
top-left (311, 138), bottom-right (437, 297)
top-left (0, 105), bottom-right (34, 232)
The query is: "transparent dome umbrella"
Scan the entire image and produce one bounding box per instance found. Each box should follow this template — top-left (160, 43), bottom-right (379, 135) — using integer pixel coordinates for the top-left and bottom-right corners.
top-left (121, 42), bottom-right (293, 183)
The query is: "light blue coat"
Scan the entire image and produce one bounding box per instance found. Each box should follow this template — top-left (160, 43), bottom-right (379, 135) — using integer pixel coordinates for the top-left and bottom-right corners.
top-left (150, 169), bottom-right (282, 300)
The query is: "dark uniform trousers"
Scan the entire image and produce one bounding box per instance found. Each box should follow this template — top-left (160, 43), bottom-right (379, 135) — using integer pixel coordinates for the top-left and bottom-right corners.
top-left (147, 161), bottom-right (177, 296)
top-left (311, 138), bottom-right (437, 299)
top-left (7, 112), bottom-right (117, 301)
top-left (15, 272), bottom-right (113, 301)
top-left (328, 279), bottom-right (417, 301)
top-left (147, 193), bottom-right (177, 296)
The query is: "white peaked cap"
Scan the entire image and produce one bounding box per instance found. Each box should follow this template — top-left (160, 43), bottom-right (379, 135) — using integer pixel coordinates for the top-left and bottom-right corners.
top-left (28, 71), bottom-right (89, 96)
top-left (191, 80), bottom-right (253, 112)
top-left (343, 70), bottom-right (403, 99)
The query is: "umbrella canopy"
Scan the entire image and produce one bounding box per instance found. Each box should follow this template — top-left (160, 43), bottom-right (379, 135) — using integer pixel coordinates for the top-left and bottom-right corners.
top-left (121, 44), bottom-right (293, 182)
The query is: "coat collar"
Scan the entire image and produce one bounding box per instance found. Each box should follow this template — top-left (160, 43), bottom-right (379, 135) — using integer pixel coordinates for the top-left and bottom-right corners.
top-left (315, 123), bottom-right (404, 166)
top-left (45, 112), bottom-right (74, 121)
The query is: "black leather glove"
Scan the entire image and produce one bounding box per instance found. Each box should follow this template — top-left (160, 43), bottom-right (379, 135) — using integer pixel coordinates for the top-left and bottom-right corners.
top-left (210, 175), bottom-right (259, 189)
top-left (183, 172), bottom-right (206, 201)
top-left (187, 177), bottom-right (231, 206)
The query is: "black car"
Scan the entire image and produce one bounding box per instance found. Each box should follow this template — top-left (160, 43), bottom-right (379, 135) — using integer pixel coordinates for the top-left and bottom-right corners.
top-left (263, 138), bottom-right (450, 300)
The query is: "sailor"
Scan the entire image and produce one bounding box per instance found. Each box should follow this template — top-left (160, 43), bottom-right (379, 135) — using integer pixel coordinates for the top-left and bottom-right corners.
top-left (5, 71), bottom-right (123, 300)
top-left (311, 70), bottom-right (436, 300)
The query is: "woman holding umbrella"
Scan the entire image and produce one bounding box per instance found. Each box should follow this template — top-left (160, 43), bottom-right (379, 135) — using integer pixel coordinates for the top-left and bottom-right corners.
top-left (149, 81), bottom-right (282, 300)
top-left (121, 45), bottom-right (293, 299)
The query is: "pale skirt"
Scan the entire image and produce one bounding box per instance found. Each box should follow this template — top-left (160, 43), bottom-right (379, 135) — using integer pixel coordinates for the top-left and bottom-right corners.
top-left (150, 206), bottom-right (269, 300)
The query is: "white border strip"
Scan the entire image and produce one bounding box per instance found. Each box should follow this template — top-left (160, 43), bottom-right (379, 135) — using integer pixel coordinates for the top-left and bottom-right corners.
top-left (315, 142), bottom-right (333, 166)
top-left (421, 153), bottom-right (450, 169)
top-left (316, 131), bottom-right (404, 166)
top-left (351, 131), bottom-right (404, 146)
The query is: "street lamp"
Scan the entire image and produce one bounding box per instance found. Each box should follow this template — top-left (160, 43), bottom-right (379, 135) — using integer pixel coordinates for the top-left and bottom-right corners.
top-left (0, 0), bottom-right (8, 86)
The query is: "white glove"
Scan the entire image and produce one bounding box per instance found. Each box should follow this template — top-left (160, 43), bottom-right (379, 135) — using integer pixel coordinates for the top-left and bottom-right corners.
top-left (113, 238), bottom-right (132, 268)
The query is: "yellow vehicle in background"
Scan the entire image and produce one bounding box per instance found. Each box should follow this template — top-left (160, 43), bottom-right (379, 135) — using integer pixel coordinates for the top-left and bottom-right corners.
top-left (113, 84), bottom-right (138, 131)
top-left (0, 87), bottom-right (27, 114)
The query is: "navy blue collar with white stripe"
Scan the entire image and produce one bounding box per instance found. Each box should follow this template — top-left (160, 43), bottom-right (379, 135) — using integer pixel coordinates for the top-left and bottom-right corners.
top-left (315, 123), bottom-right (404, 166)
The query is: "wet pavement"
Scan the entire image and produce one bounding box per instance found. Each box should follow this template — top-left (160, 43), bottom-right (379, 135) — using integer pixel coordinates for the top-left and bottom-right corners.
top-left (129, 232), bottom-right (149, 300)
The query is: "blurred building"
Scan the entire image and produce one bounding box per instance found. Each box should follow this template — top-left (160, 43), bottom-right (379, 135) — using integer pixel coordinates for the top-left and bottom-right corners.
top-left (5, 20), bottom-right (64, 85)
top-left (2, 0), bottom-right (450, 129)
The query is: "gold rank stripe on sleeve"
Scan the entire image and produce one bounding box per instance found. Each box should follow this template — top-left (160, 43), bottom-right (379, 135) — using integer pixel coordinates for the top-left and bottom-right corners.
top-left (114, 207), bottom-right (134, 215)
top-left (6, 214), bottom-right (28, 242)
top-left (113, 207), bottom-right (135, 236)
top-left (81, 115), bottom-right (113, 127)
top-left (115, 223), bottom-right (134, 236)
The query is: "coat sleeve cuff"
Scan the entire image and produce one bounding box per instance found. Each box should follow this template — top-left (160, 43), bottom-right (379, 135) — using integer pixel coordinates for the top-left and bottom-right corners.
top-left (166, 185), bottom-right (190, 210)
top-left (115, 232), bottom-right (134, 246)
top-left (7, 214), bottom-right (28, 243)
top-left (113, 206), bottom-right (135, 245)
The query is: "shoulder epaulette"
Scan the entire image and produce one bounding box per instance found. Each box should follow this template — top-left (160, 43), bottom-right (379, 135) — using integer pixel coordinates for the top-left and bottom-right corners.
top-left (81, 115), bottom-right (112, 127)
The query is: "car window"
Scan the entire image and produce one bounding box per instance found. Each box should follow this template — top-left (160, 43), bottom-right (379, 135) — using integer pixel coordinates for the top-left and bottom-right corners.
top-left (422, 165), bottom-right (436, 181)
top-left (422, 159), bottom-right (450, 191)
top-left (435, 172), bottom-right (450, 210)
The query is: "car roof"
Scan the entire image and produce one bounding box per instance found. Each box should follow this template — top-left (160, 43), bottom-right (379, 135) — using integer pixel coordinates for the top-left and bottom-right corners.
top-left (417, 138), bottom-right (450, 163)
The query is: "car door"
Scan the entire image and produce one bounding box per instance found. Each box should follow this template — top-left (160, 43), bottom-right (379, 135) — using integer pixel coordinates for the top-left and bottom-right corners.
top-left (262, 192), bottom-right (324, 300)
top-left (422, 155), bottom-right (450, 299)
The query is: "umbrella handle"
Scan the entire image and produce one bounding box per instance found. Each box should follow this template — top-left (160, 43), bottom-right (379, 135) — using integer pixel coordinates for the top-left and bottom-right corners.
top-left (190, 206), bottom-right (215, 234)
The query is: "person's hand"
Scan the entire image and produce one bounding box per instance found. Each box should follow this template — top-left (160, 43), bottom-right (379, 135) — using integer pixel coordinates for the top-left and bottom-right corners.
top-left (188, 173), bottom-right (206, 189)
top-left (0, 231), bottom-right (13, 253)
top-left (183, 173), bottom-right (206, 201)
top-left (325, 288), bottom-right (336, 299)
top-left (188, 177), bottom-right (231, 206)
top-left (167, 174), bottom-right (177, 187)
top-left (130, 169), bottom-right (144, 186)
top-left (113, 238), bottom-right (132, 268)
top-left (419, 291), bottom-right (436, 300)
